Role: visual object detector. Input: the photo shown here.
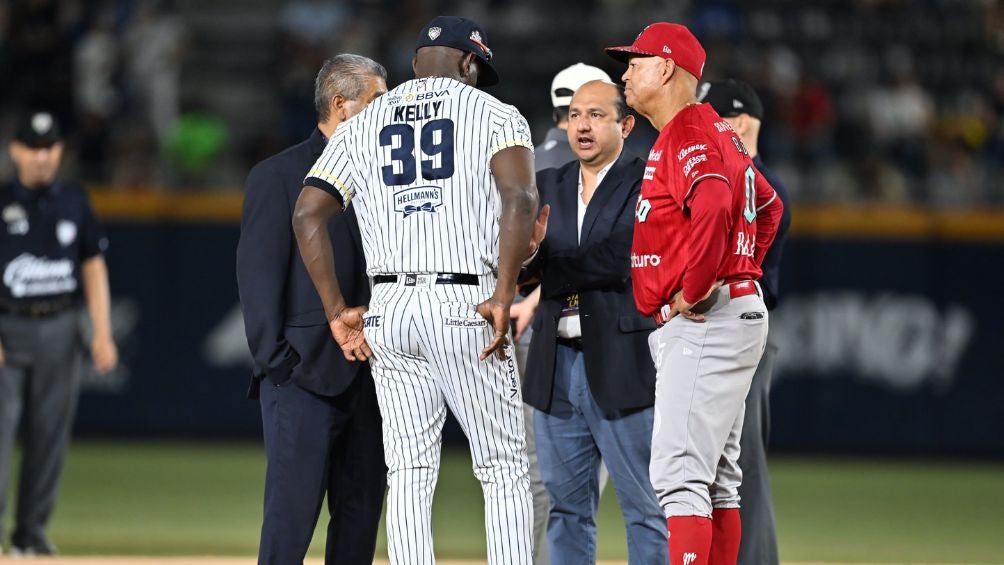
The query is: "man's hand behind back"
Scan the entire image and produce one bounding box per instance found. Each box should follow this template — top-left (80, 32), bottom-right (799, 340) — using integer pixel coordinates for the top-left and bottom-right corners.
top-left (477, 298), bottom-right (511, 361)
top-left (330, 306), bottom-right (373, 361)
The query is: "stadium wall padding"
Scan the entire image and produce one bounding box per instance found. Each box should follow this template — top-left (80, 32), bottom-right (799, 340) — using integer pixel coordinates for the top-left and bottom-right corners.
top-left (72, 211), bottom-right (1004, 455)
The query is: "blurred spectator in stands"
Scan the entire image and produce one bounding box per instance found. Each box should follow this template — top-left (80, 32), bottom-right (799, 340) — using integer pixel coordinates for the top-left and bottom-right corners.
top-left (276, 0), bottom-right (351, 143)
top-left (788, 76), bottom-right (834, 164)
top-left (74, 8), bottom-right (121, 182)
top-left (865, 47), bottom-right (933, 174)
top-left (854, 155), bottom-right (909, 204)
top-left (2, 0), bottom-right (75, 123)
top-left (109, 121), bottom-right (160, 190)
top-left (123, 0), bottom-right (186, 143)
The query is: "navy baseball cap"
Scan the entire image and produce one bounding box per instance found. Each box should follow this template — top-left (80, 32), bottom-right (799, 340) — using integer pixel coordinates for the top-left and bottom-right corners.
top-left (14, 110), bottom-right (63, 148)
top-left (416, 16), bottom-right (499, 87)
top-left (698, 79), bottom-right (764, 120)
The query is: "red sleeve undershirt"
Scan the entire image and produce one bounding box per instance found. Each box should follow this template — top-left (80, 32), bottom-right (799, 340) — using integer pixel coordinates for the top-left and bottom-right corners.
top-left (681, 177), bottom-right (732, 305)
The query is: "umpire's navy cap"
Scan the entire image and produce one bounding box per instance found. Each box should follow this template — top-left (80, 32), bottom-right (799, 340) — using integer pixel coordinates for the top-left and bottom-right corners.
top-left (416, 16), bottom-right (499, 87)
top-left (698, 79), bottom-right (764, 120)
top-left (14, 110), bottom-right (63, 148)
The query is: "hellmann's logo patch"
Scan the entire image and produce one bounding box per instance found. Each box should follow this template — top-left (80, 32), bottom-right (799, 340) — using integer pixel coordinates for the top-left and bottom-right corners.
top-left (394, 186), bottom-right (443, 217)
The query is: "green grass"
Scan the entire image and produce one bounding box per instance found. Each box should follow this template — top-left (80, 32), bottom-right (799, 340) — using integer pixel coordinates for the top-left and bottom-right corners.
top-left (4, 442), bottom-right (1003, 562)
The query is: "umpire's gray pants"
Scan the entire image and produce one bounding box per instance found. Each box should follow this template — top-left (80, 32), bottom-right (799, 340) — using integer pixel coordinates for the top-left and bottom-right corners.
top-left (0, 310), bottom-right (80, 548)
top-left (737, 336), bottom-right (780, 565)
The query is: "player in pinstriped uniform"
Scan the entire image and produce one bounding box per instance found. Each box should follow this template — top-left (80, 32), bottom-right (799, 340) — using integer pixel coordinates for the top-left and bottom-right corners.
top-left (292, 16), bottom-right (548, 565)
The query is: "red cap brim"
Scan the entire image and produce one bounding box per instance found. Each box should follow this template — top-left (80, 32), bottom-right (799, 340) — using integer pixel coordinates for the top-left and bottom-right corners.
top-left (605, 45), bottom-right (660, 63)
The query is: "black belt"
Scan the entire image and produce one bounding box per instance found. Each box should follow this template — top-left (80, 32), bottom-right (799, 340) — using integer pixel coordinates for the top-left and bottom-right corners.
top-left (372, 273), bottom-right (480, 286)
top-left (0, 295), bottom-right (79, 318)
top-left (556, 337), bottom-right (583, 351)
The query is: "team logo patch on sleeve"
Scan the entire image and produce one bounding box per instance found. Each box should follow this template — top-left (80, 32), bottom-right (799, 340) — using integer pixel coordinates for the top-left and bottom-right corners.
top-left (56, 220), bottom-right (78, 246)
top-left (394, 186), bottom-right (443, 217)
top-left (3, 203), bottom-right (29, 235)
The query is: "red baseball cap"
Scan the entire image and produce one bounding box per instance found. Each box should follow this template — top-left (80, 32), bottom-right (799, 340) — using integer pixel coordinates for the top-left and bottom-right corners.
top-left (605, 22), bottom-right (706, 80)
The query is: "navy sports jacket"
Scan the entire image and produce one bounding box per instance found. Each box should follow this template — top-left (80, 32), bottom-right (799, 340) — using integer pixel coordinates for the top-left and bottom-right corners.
top-left (520, 151), bottom-right (658, 413)
top-left (237, 128), bottom-right (369, 398)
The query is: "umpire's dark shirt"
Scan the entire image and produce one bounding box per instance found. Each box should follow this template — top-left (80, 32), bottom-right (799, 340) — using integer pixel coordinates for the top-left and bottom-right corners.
top-left (237, 128), bottom-right (369, 398)
top-left (0, 180), bottom-right (106, 306)
top-left (753, 154), bottom-right (791, 310)
top-left (534, 127), bottom-right (576, 172)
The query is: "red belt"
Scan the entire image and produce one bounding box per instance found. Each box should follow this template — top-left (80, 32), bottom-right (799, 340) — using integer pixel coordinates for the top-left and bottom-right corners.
top-left (653, 280), bottom-right (760, 326)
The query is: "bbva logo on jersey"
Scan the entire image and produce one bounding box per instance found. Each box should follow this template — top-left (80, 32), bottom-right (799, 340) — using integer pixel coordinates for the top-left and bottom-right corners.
top-left (394, 186), bottom-right (443, 217)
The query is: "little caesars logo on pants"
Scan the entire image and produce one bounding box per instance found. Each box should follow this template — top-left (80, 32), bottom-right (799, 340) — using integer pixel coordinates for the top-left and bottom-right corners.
top-left (444, 316), bottom-right (486, 328)
top-left (3, 253), bottom-right (76, 297)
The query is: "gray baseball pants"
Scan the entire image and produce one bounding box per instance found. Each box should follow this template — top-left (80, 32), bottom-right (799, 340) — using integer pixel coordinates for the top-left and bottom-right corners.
top-left (648, 284), bottom-right (768, 518)
top-left (0, 309), bottom-right (81, 549)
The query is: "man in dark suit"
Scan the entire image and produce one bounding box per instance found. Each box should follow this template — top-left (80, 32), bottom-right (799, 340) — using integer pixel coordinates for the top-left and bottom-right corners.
top-left (236, 54), bottom-right (388, 565)
top-left (519, 80), bottom-right (667, 564)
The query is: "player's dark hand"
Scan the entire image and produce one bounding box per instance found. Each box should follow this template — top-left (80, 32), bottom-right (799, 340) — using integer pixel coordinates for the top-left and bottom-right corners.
top-left (477, 297), bottom-right (512, 361)
top-left (329, 306), bottom-right (373, 361)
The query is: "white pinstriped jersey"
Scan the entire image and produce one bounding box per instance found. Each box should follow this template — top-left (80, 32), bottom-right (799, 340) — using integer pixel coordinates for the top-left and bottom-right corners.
top-left (305, 77), bottom-right (534, 276)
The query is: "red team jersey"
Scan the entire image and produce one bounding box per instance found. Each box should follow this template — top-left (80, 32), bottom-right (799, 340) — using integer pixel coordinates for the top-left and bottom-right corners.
top-left (631, 103), bottom-right (784, 316)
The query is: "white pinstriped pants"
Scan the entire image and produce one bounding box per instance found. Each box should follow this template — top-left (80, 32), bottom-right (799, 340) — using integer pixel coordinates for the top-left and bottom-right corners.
top-left (363, 275), bottom-right (533, 565)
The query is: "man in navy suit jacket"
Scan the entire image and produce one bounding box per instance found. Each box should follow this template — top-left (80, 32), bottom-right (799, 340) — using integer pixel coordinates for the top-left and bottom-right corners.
top-left (518, 81), bottom-right (667, 564)
top-left (236, 54), bottom-right (387, 565)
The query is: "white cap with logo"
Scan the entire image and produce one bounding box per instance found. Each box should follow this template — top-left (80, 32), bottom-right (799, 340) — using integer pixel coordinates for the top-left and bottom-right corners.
top-left (550, 63), bottom-right (614, 108)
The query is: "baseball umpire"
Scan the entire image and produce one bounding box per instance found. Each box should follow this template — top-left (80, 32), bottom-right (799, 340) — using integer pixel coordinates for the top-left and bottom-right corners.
top-left (236, 54), bottom-right (388, 565)
top-left (606, 23), bottom-right (784, 565)
top-left (0, 110), bottom-right (117, 556)
top-left (700, 78), bottom-right (792, 565)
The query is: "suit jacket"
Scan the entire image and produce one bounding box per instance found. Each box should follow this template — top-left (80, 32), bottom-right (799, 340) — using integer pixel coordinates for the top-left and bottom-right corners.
top-left (237, 128), bottom-right (369, 398)
top-left (520, 151), bottom-right (657, 414)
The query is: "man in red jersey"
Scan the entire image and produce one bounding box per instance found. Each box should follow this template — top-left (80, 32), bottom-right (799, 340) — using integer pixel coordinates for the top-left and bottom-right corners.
top-left (606, 23), bottom-right (784, 565)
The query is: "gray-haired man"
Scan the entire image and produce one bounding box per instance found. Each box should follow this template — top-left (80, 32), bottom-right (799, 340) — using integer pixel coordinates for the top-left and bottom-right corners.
top-left (237, 53), bottom-right (388, 565)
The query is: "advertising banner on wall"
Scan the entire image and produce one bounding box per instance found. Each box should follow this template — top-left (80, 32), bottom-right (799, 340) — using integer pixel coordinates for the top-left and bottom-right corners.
top-left (73, 208), bottom-right (1004, 455)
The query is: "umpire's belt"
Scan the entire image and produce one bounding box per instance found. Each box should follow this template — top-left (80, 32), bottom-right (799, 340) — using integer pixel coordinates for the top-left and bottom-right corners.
top-left (653, 280), bottom-right (761, 326)
top-left (0, 295), bottom-right (79, 318)
top-left (372, 273), bottom-right (480, 286)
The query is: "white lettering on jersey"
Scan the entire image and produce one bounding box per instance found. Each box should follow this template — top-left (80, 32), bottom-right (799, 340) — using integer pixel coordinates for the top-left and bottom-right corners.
top-left (735, 231), bottom-right (755, 257)
top-left (636, 197), bottom-right (652, 222)
top-left (676, 143), bottom-right (707, 161)
top-left (682, 153), bottom-right (708, 177)
top-left (3, 253), bottom-right (77, 297)
top-left (308, 77), bottom-right (534, 276)
top-left (714, 120), bottom-right (734, 133)
top-left (648, 149), bottom-right (663, 161)
top-left (643, 166), bottom-right (656, 180)
top-left (631, 253), bottom-right (661, 267)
